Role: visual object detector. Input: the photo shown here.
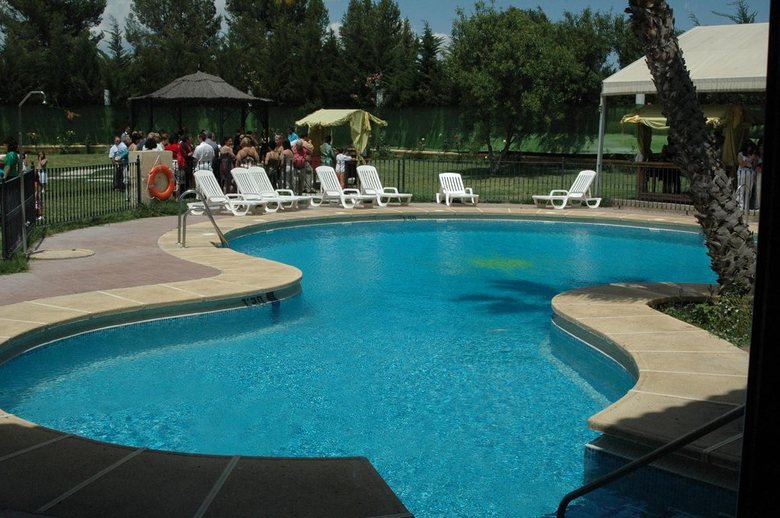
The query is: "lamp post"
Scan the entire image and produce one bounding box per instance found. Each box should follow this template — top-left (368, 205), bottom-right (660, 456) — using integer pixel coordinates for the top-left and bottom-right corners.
top-left (17, 90), bottom-right (46, 254)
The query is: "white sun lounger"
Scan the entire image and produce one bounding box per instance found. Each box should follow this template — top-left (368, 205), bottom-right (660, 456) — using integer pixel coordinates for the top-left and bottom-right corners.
top-left (532, 169), bottom-right (602, 209)
top-left (356, 165), bottom-right (412, 206)
top-left (436, 172), bottom-right (479, 206)
top-left (315, 166), bottom-right (378, 208)
top-left (232, 167), bottom-right (320, 211)
top-left (193, 169), bottom-right (267, 216)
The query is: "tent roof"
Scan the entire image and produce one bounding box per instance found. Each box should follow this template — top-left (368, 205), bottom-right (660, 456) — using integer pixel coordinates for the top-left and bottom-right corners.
top-left (602, 23), bottom-right (768, 96)
top-left (296, 109), bottom-right (387, 128)
top-left (129, 71), bottom-right (272, 103)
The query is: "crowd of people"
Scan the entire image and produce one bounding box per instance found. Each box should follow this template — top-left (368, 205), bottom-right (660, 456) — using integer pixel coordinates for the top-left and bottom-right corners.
top-left (107, 126), bottom-right (356, 197)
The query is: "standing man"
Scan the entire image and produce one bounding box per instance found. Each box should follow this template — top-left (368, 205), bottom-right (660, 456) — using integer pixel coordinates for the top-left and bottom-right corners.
top-left (192, 132), bottom-right (215, 171)
top-left (206, 131), bottom-right (220, 180)
top-left (115, 136), bottom-right (129, 191)
top-left (109, 136), bottom-right (122, 190)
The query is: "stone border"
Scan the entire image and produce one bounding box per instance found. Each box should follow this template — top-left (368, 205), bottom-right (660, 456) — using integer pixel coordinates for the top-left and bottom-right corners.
top-left (552, 282), bottom-right (748, 474)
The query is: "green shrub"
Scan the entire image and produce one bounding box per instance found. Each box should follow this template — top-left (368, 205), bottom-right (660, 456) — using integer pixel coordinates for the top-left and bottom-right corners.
top-left (661, 294), bottom-right (753, 348)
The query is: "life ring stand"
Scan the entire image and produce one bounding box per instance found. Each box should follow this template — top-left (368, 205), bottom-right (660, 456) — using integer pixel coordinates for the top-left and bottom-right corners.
top-left (147, 164), bottom-right (175, 200)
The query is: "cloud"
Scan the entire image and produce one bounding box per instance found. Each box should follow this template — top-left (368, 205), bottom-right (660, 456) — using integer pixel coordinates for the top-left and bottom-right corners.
top-left (328, 22), bottom-right (342, 37)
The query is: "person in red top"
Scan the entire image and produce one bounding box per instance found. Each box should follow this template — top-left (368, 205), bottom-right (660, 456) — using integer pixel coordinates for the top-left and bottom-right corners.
top-left (162, 133), bottom-right (181, 192)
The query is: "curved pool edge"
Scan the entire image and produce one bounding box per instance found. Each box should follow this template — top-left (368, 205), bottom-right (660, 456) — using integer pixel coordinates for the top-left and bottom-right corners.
top-left (551, 282), bottom-right (748, 484)
top-left (0, 204), bottom-right (747, 515)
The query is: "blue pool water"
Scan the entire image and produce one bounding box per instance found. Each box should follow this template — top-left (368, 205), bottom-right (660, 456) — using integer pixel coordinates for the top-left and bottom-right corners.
top-left (0, 219), bottom-right (717, 516)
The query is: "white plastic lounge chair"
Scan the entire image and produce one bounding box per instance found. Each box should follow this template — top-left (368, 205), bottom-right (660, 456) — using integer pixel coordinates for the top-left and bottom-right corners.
top-left (315, 166), bottom-right (378, 208)
top-left (233, 166), bottom-right (320, 211)
top-left (436, 172), bottom-right (479, 206)
top-left (248, 166), bottom-right (322, 207)
top-left (532, 169), bottom-right (602, 209)
top-left (356, 165), bottom-right (412, 206)
top-left (228, 167), bottom-right (280, 213)
top-left (193, 169), bottom-right (267, 216)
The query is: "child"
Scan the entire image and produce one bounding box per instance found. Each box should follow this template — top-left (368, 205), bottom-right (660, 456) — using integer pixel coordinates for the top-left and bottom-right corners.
top-left (37, 151), bottom-right (48, 192)
top-left (335, 148), bottom-right (351, 188)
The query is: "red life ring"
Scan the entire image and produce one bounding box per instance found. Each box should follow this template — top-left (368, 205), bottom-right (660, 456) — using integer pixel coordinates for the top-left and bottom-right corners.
top-left (147, 164), bottom-right (175, 200)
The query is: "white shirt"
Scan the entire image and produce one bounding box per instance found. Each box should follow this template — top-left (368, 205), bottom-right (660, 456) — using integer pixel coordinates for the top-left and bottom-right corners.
top-left (335, 153), bottom-right (351, 173)
top-left (193, 141), bottom-right (215, 167)
top-left (108, 144), bottom-right (119, 160)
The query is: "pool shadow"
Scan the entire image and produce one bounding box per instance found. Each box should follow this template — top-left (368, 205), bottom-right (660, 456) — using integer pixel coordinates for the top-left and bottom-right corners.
top-left (451, 278), bottom-right (561, 314)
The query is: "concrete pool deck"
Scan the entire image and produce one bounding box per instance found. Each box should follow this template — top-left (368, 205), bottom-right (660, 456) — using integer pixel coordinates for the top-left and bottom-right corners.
top-left (0, 203), bottom-right (749, 516)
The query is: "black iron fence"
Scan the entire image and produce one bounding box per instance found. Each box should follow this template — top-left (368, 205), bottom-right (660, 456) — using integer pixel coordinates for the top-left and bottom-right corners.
top-left (1, 159), bottom-right (142, 259)
top-left (4, 155), bottom-right (756, 260)
top-left (1, 171), bottom-right (37, 259)
top-left (361, 156), bottom-right (697, 207)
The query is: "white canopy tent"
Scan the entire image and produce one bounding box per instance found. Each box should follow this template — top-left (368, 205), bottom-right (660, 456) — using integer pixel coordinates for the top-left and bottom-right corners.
top-left (595, 23), bottom-right (769, 189)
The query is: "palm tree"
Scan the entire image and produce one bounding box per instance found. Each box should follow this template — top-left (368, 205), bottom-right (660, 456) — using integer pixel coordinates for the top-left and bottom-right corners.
top-left (627, 0), bottom-right (757, 295)
top-left (713, 0), bottom-right (758, 24)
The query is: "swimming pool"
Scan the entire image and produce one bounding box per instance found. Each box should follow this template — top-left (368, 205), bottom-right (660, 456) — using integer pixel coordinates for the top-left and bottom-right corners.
top-left (0, 219), bottom-right (717, 516)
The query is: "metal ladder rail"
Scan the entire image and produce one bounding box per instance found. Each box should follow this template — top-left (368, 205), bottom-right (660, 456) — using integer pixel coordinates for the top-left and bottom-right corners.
top-left (556, 404), bottom-right (745, 517)
top-left (177, 189), bottom-right (229, 249)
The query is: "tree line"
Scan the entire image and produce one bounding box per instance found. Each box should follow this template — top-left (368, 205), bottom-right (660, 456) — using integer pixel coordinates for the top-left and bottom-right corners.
top-left (0, 0), bottom-right (643, 107)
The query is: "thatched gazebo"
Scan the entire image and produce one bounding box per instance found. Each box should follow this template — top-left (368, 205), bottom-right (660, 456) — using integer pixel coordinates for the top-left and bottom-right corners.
top-left (128, 71), bottom-right (273, 138)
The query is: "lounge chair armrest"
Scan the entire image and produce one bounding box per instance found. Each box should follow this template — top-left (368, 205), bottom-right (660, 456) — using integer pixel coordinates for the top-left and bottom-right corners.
top-left (275, 189), bottom-right (295, 196)
top-left (464, 187), bottom-right (474, 195)
top-left (548, 190), bottom-right (569, 196)
top-left (382, 187), bottom-right (400, 194)
top-left (343, 188), bottom-right (360, 195)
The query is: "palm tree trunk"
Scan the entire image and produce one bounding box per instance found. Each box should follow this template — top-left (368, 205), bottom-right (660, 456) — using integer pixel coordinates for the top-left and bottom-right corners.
top-left (627, 0), bottom-right (757, 294)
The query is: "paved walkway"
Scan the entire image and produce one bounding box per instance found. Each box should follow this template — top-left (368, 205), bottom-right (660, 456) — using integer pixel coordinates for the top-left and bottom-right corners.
top-left (0, 204), bottom-right (749, 516)
top-left (2, 216), bottom-right (218, 305)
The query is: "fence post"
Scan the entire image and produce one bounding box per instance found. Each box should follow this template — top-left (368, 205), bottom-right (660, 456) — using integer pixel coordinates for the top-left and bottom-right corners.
top-left (401, 157), bottom-right (406, 194)
top-left (135, 155), bottom-right (142, 206)
top-left (0, 178), bottom-right (6, 259)
top-left (560, 157), bottom-right (565, 189)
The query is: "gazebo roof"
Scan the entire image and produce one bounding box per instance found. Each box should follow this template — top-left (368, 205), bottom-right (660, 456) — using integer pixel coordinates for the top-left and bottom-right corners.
top-left (129, 72), bottom-right (272, 103)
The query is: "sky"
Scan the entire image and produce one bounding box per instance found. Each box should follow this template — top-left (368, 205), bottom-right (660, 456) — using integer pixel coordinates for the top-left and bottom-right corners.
top-left (99, 0), bottom-right (770, 46)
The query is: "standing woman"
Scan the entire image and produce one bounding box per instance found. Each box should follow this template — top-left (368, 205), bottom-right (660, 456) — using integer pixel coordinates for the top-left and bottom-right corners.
top-left (320, 134), bottom-right (335, 169)
top-left (235, 137), bottom-right (260, 167)
top-left (219, 137), bottom-right (236, 193)
top-left (179, 134), bottom-right (194, 190)
top-left (36, 151), bottom-right (48, 219)
top-left (753, 139), bottom-right (763, 210)
top-left (736, 141), bottom-right (756, 210)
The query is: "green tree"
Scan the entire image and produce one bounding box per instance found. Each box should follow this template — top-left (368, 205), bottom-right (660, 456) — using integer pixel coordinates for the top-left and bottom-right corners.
top-left (0, 0), bottom-right (105, 105)
top-left (556, 8), bottom-right (619, 106)
top-left (99, 15), bottom-right (131, 105)
top-left (125, 0), bottom-right (222, 96)
top-left (220, 0), bottom-right (272, 99)
top-left (627, 0), bottom-right (756, 294)
top-left (319, 28), bottom-right (351, 105)
top-left (415, 22), bottom-right (447, 106)
top-left (447, 2), bottom-right (578, 164)
top-left (222, 0), bottom-right (329, 107)
top-left (339, 0), bottom-right (417, 107)
top-left (613, 15), bottom-right (644, 69)
top-left (383, 19), bottom-right (419, 107)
